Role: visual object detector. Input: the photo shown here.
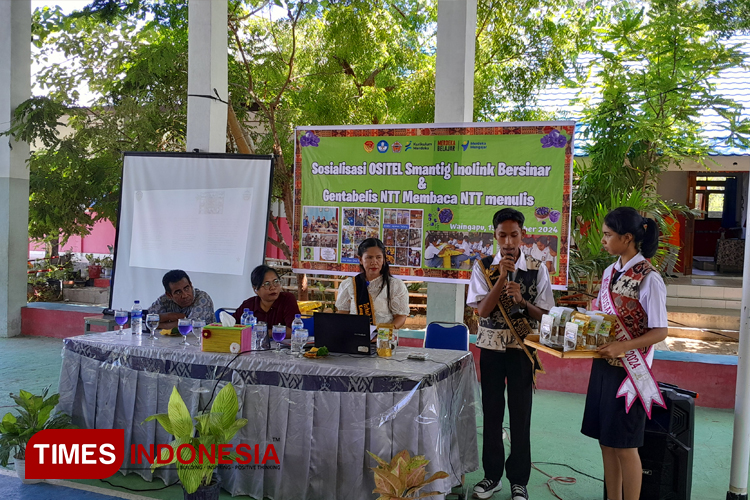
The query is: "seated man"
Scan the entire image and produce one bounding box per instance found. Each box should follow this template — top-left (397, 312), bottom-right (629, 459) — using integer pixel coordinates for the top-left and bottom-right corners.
top-left (148, 269), bottom-right (215, 329)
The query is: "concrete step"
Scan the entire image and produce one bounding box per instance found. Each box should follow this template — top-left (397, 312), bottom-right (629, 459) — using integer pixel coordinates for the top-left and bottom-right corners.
top-left (666, 279), bottom-right (742, 310)
top-left (62, 286), bottom-right (109, 306)
top-left (667, 306), bottom-right (740, 342)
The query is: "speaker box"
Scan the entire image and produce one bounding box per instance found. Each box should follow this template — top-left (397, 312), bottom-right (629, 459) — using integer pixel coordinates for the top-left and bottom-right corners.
top-left (603, 383), bottom-right (695, 500)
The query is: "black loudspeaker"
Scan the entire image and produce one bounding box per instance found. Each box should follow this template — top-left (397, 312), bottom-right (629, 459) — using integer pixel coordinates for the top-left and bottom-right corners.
top-left (639, 383), bottom-right (695, 500)
top-left (603, 382), bottom-right (696, 500)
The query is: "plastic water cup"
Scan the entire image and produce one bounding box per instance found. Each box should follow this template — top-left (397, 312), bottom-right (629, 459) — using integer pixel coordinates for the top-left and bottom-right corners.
top-left (254, 322), bottom-right (267, 350)
top-left (291, 328), bottom-right (308, 356)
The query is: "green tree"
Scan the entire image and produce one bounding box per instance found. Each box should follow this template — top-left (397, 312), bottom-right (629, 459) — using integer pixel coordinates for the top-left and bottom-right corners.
top-left (6, 2), bottom-right (190, 249)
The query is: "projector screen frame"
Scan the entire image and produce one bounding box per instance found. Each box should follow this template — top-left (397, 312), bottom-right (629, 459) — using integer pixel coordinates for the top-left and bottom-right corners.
top-left (109, 151), bottom-right (275, 311)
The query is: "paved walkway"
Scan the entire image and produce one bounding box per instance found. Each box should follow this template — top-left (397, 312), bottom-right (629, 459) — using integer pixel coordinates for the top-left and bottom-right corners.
top-left (0, 335), bottom-right (739, 499)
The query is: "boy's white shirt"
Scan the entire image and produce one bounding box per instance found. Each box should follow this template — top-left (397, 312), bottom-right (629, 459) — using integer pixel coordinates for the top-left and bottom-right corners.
top-left (467, 250), bottom-right (555, 311)
top-left (530, 245), bottom-right (550, 262)
top-left (425, 243), bottom-right (440, 259)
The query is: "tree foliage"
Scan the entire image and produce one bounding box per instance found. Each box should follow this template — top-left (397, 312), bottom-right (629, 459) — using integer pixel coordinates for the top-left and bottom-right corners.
top-left (6, 2), bottom-right (190, 245)
top-left (569, 0), bottom-right (750, 282)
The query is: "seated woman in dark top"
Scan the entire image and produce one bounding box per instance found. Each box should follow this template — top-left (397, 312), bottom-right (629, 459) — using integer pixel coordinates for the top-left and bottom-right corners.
top-left (233, 265), bottom-right (301, 337)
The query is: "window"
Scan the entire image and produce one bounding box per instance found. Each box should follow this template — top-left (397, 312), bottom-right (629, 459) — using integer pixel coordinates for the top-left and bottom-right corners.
top-left (695, 176), bottom-right (733, 219)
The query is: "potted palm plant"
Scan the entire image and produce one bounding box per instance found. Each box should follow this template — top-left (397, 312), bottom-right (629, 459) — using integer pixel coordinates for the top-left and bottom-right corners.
top-left (146, 383), bottom-right (248, 500)
top-left (0, 386), bottom-right (74, 483)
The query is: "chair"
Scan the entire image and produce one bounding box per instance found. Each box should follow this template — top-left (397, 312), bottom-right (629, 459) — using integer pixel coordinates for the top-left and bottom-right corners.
top-left (214, 308), bottom-right (237, 323)
top-left (423, 321), bottom-right (470, 351)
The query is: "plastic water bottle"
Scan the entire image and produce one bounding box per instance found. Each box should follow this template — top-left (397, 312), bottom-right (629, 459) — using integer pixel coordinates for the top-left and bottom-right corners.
top-left (240, 308), bottom-right (254, 326)
top-left (291, 314), bottom-right (305, 354)
top-left (292, 314), bottom-right (304, 334)
top-left (131, 300), bottom-right (142, 335)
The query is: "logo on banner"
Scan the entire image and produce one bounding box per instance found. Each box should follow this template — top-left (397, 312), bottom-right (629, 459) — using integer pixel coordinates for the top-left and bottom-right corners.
top-left (461, 140), bottom-right (469, 151)
top-left (26, 429), bottom-right (124, 479)
top-left (392, 141), bottom-right (402, 153)
top-left (405, 141), bottom-right (412, 151)
top-left (364, 140), bottom-right (375, 153)
top-left (377, 140), bottom-right (389, 153)
top-left (436, 140), bottom-right (455, 152)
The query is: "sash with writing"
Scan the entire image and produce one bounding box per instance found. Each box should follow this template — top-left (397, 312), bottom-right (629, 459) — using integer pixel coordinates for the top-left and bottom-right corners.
top-left (479, 261), bottom-right (545, 382)
top-left (352, 273), bottom-right (375, 325)
top-left (600, 266), bottom-right (666, 418)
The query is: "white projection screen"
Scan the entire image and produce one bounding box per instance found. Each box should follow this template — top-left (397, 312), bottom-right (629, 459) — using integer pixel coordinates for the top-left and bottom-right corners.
top-left (111, 152), bottom-right (274, 312)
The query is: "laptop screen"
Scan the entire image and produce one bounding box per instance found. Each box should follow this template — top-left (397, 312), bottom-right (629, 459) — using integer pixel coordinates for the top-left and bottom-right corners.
top-left (313, 312), bottom-right (374, 354)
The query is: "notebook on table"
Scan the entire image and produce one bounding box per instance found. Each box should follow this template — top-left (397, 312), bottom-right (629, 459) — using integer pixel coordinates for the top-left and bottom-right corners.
top-left (313, 312), bottom-right (376, 355)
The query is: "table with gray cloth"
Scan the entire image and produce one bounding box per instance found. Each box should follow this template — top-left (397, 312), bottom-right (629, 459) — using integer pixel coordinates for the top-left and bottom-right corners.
top-left (58, 332), bottom-right (480, 499)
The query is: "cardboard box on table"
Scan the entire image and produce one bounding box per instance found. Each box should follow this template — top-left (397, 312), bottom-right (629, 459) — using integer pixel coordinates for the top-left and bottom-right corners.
top-left (201, 324), bottom-right (253, 353)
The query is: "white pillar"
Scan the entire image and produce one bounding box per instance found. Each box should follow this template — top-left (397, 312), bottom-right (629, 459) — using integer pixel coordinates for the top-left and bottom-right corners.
top-left (0, 0), bottom-right (31, 338)
top-left (427, 0), bottom-right (477, 325)
top-left (727, 174), bottom-right (750, 500)
top-left (186, 0), bottom-right (228, 153)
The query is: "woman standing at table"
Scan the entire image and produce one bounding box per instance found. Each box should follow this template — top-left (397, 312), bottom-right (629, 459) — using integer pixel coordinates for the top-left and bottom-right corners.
top-left (336, 238), bottom-right (410, 328)
top-left (233, 265), bottom-right (301, 336)
top-left (582, 207), bottom-right (668, 500)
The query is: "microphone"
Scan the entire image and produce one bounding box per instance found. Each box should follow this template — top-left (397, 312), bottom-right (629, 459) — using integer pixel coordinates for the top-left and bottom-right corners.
top-left (505, 266), bottom-right (524, 319)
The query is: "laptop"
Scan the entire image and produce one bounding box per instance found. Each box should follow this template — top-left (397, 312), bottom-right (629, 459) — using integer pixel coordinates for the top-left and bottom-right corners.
top-left (313, 312), bottom-right (376, 355)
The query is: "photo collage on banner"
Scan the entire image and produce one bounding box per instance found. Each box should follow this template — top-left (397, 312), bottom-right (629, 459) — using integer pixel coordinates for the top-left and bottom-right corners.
top-left (341, 208), bottom-right (381, 263)
top-left (383, 209), bottom-right (423, 268)
top-left (301, 206), bottom-right (339, 262)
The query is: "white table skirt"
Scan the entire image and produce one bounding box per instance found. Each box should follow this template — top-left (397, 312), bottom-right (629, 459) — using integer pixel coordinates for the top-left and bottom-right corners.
top-left (58, 332), bottom-right (480, 499)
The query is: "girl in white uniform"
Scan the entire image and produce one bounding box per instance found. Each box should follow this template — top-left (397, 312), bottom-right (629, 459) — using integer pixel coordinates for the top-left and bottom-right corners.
top-left (581, 207), bottom-right (668, 500)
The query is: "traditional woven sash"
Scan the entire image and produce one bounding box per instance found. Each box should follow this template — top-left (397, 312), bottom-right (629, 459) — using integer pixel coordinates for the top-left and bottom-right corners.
top-left (478, 259), bottom-right (545, 382)
top-left (600, 265), bottom-right (666, 418)
top-left (352, 273), bottom-right (376, 325)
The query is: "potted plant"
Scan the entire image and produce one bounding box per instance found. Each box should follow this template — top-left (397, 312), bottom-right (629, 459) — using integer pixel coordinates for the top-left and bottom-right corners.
top-left (0, 386), bottom-right (75, 483)
top-left (85, 254), bottom-right (102, 279)
top-left (146, 383), bottom-right (248, 500)
top-left (368, 449), bottom-right (449, 499)
top-left (100, 256), bottom-right (114, 278)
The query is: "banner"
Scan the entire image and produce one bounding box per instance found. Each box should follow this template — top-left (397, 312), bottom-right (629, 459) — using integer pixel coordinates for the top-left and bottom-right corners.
top-left (293, 122), bottom-right (573, 289)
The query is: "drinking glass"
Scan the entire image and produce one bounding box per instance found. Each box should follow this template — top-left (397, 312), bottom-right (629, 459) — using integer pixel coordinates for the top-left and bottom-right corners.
top-left (254, 322), bottom-right (267, 350)
top-left (272, 324), bottom-right (286, 353)
top-left (114, 310), bottom-right (128, 336)
top-left (192, 320), bottom-right (206, 345)
top-left (146, 314), bottom-right (160, 343)
top-left (291, 328), bottom-right (308, 357)
top-left (177, 318), bottom-right (192, 346)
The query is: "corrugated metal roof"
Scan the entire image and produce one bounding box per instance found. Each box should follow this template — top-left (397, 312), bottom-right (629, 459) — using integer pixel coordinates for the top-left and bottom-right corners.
top-left (530, 35), bottom-right (750, 157)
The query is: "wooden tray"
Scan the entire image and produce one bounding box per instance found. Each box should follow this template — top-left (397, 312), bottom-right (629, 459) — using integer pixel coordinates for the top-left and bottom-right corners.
top-left (524, 334), bottom-right (610, 359)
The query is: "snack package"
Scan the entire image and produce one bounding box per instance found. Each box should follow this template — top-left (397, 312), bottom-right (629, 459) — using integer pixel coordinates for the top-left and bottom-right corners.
top-left (557, 307), bottom-right (575, 344)
top-left (585, 314), bottom-right (604, 350)
top-left (539, 314), bottom-right (555, 346)
top-left (571, 312), bottom-right (591, 351)
top-left (563, 322), bottom-right (578, 352)
top-left (597, 314), bottom-right (618, 346)
top-left (548, 306), bottom-right (574, 346)
top-left (376, 323), bottom-right (394, 357)
top-left (547, 307), bottom-right (563, 345)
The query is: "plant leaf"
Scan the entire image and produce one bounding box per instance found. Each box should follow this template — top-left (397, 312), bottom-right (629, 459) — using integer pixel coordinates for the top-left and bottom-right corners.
top-left (144, 412), bottom-right (174, 436)
top-left (167, 386), bottom-right (194, 439)
top-left (211, 383), bottom-right (239, 431)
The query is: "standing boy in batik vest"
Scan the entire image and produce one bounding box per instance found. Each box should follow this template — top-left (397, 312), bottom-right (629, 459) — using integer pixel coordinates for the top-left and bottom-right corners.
top-left (466, 208), bottom-right (555, 500)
